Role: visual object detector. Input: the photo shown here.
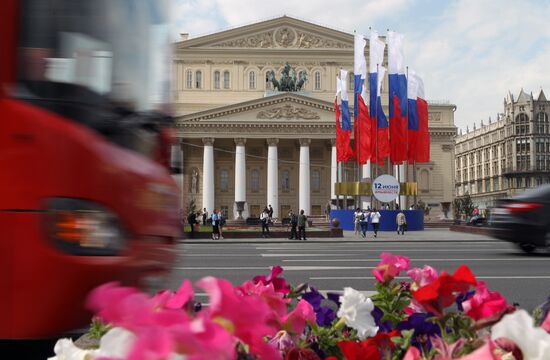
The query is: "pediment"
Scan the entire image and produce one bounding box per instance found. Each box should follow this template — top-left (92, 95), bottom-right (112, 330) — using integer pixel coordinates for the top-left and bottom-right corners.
top-left (176, 15), bottom-right (353, 50)
top-left (176, 93), bottom-right (336, 124)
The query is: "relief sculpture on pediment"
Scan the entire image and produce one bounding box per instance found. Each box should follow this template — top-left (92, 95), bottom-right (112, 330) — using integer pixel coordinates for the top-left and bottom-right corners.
top-left (257, 104), bottom-right (320, 120)
top-left (212, 31), bottom-right (274, 48)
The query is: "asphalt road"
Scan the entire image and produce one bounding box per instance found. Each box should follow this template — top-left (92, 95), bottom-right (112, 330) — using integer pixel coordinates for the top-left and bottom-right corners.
top-left (168, 233), bottom-right (550, 312)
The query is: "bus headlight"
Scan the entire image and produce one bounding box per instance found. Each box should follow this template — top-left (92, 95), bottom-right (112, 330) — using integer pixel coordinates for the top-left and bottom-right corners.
top-left (44, 198), bottom-right (126, 255)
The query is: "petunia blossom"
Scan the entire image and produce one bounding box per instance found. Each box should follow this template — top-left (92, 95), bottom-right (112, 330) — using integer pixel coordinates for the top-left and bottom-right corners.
top-left (337, 287), bottom-right (379, 340)
top-left (412, 265), bottom-right (477, 317)
top-left (397, 313), bottom-right (440, 350)
top-left (461, 281), bottom-right (513, 321)
top-left (491, 309), bottom-right (550, 360)
top-left (302, 287), bottom-right (338, 326)
top-left (281, 299), bottom-right (316, 334)
top-left (372, 253), bottom-right (411, 284)
top-left (253, 265), bottom-right (291, 294)
top-left (337, 339), bottom-right (380, 360)
top-left (408, 265), bottom-right (439, 290)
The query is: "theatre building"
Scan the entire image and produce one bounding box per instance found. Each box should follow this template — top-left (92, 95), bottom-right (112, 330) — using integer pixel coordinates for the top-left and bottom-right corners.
top-left (172, 16), bottom-right (457, 220)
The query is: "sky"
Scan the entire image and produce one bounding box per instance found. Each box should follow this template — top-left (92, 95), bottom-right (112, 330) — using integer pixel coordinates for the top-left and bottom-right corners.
top-left (172, 0), bottom-right (550, 131)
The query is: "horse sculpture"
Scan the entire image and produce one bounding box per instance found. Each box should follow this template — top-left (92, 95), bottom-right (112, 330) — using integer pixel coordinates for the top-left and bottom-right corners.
top-left (266, 63), bottom-right (307, 92)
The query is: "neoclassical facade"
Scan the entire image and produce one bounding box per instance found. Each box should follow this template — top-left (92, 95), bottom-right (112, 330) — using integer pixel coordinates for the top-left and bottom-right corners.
top-left (455, 89), bottom-right (550, 209)
top-left (173, 16), bottom-right (457, 220)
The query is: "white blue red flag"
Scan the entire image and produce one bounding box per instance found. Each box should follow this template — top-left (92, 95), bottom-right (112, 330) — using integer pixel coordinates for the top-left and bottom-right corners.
top-left (388, 31), bottom-right (408, 164)
top-left (406, 70), bottom-right (419, 162)
top-left (368, 30), bottom-right (388, 166)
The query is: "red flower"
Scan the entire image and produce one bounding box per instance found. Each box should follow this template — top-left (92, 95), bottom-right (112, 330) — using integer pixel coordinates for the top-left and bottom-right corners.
top-left (412, 265), bottom-right (477, 317)
top-left (253, 265), bottom-right (291, 294)
top-left (284, 348), bottom-right (321, 360)
top-left (337, 339), bottom-right (380, 360)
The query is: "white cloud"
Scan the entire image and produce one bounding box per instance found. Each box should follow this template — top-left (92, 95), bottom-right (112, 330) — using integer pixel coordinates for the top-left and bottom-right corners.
top-left (173, 0), bottom-right (550, 130)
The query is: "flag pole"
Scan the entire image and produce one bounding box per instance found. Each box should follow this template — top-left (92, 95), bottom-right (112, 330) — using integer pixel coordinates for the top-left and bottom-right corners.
top-left (374, 63), bottom-right (380, 209)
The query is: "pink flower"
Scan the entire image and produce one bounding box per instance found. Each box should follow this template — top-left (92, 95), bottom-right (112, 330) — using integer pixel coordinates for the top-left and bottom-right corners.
top-left (462, 281), bottom-right (513, 321)
top-left (280, 299), bottom-right (316, 334)
top-left (372, 253), bottom-right (411, 284)
top-left (268, 330), bottom-right (295, 353)
top-left (237, 280), bottom-right (290, 317)
top-left (455, 339), bottom-right (498, 360)
top-left (403, 347), bottom-right (421, 360)
top-left (542, 311), bottom-right (550, 333)
top-left (197, 276), bottom-right (280, 360)
top-left (253, 265), bottom-right (291, 294)
top-left (408, 265), bottom-right (439, 289)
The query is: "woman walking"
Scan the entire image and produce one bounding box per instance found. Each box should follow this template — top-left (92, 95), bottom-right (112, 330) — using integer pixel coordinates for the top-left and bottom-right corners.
top-left (370, 208), bottom-right (381, 238)
top-left (260, 207), bottom-right (270, 238)
top-left (211, 209), bottom-right (220, 240)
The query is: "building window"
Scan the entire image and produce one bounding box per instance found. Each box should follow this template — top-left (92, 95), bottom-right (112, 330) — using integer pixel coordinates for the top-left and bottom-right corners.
top-left (536, 112), bottom-right (549, 134)
top-left (420, 170), bottom-right (429, 192)
top-left (485, 180), bottom-right (490, 193)
top-left (220, 169), bottom-right (229, 192)
top-left (186, 70), bottom-right (193, 89)
top-left (251, 169), bottom-right (260, 192)
top-left (348, 72), bottom-right (354, 91)
top-left (282, 170), bottom-right (290, 192)
top-left (214, 71), bottom-right (220, 89)
top-left (249, 71), bottom-right (256, 89)
top-left (195, 70), bottom-right (202, 89)
top-left (312, 170), bottom-right (321, 192)
top-left (223, 71), bottom-right (230, 89)
top-left (314, 71), bottom-right (321, 90)
top-left (220, 206), bottom-right (229, 219)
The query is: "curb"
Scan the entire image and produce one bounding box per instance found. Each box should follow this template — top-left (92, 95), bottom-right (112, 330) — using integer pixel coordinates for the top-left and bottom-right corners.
top-left (180, 238), bottom-right (499, 245)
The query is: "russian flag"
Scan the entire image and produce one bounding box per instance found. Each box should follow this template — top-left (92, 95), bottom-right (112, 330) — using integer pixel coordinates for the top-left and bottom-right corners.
top-left (388, 31), bottom-right (408, 165)
top-left (335, 75), bottom-right (354, 163)
top-left (353, 33), bottom-right (366, 118)
top-left (368, 31), bottom-right (388, 166)
top-left (406, 70), bottom-right (419, 163)
top-left (415, 75), bottom-right (430, 162)
top-left (340, 69), bottom-right (352, 131)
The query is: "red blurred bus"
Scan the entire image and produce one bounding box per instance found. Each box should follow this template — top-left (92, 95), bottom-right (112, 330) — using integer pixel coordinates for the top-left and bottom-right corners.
top-left (0, 0), bottom-right (180, 339)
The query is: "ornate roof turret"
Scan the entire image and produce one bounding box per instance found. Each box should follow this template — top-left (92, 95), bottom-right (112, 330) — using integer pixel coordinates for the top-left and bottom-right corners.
top-left (537, 89), bottom-right (547, 102)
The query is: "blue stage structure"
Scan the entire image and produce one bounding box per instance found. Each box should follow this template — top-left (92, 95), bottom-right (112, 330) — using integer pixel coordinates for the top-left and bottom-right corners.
top-left (330, 209), bottom-right (424, 231)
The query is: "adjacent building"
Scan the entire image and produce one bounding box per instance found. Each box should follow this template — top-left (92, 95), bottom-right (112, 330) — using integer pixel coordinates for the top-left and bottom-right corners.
top-left (455, 89), bottom-right (550, 209)
top-left (173, 16), bottom-right (457, 220)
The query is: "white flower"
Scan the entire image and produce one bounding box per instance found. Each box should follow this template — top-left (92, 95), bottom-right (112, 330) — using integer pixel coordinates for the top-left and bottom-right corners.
top-left (491, 309), bottom-right (550, 360)
top-left (94, 327), bottom-right (136, 358)
top-left (49, 338), bottom-right (95, 360)
top-left (337, 287), bottom-right (379, 339)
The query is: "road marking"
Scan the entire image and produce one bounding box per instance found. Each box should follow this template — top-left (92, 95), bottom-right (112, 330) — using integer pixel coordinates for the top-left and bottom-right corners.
top-left (261, 249), bottom-right (513, 256)
top-left (311, 275), bottom-right (550, 280)
top-left (173, 266), bottom-right (374, 271)
top-left (255, 244), bottom-right (498, 250)
top-left (283, 258), bottom-right (549, 262)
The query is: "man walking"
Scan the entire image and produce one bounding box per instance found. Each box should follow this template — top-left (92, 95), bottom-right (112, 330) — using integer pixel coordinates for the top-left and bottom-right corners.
top-left (288, 209), bottom-right (298, 239)
top-left (267, 204), bottom-right (274, 220)
top-left (297, 209), bottom-right (307, 241)
top-left (396, 210), bottom-right (407, 235)
top-left (370, 208), bottom-right (381, 238)
top-left (211, 209), bottom-right (219, 240)
top-left (187, 211), bottom-right (199, 239)
top-left (260, 207), bottom-right (270, 238)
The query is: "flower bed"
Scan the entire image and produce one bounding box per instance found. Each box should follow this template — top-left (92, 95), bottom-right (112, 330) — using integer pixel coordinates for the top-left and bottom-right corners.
top-left (50, 253), bottom-right (550, 360)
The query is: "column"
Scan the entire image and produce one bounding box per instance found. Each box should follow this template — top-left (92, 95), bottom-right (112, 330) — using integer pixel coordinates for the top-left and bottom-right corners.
top-left (399, 164), bottom-right (407, 209)
top-left (202, 137), bottom-right (215, 214)
top-left (331, 139), bottom-right (337, 200)
top-left (299, 138), bottom-right (311, 215)
top-left (267, 138), bottom-right (279, 219)
top-left (362, 162), bottom-right (371, 209)
top-left (234, 138), bottom-right (247, 219)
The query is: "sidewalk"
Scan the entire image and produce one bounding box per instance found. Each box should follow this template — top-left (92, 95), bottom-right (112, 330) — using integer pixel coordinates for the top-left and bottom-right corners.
top-left (181, 228), bottom-right (496, 244)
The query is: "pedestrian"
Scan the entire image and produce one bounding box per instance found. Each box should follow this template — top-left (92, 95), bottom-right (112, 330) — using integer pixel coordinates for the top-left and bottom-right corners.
top-left (187, 211), bottom-right (199, 238)
top-left (360, 208), bottom-right (369, 238)
top-left (217, 209), bottom-right (225, 239)
top-left (267, 204), bottom-right (274, 220)
top-left (260, 207), bottom-right (270, 237)
top-left (396, 210), bottom-right (407, 235)
top-left (211, 209), bottom-right (219, 240)
top-left (297, 209), bottom-right (307, 240)
top-left (395, 203), bottom-right (400, 210)
top-left (370, 208), bottom-right (381, 238)
top-left (202, 208), bottom-right (208, 225)
top-left (288, 209), bottom-right (298, 240)
top-left (325, 201), bottom-right (331, 222)
top-left (353, 207), bottom-right (362, 237)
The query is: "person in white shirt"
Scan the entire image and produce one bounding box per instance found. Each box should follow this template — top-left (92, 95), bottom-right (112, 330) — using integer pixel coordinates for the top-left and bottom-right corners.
top-left (370, 208), bottom-right (381, 238)
top-left (260, 208), bottom-right (270, 238)
top-left (353, 208), bottom-right (362, 237)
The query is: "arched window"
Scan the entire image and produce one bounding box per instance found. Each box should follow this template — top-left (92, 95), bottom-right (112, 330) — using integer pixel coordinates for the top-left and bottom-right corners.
top-left (195, 70), bottom-right (202, 89)
top-left (312, 170), bottom-right (321, 192)
top-left (220, 169), bottom-right (229, 192)
top-left (251, 169), bottom-right (260, 192)
top-left (223, 71), bottom-right (230, 89)
top-left (515, 113), bottom-right (529, 135)
top-left (348, 72), bottom-right (354, 91)
top-left (214, 71), bottom-right (220, 89)
top-left (249, 71), bottom-right (256, 89)
top-left (314, 71), bottom-right (321, 90)
top-left (282, 170), bottom-right (290, 192)
top-left (265, 70), bottom-right (274, 90)
top-left (186, 70), bottom-right (193, 89)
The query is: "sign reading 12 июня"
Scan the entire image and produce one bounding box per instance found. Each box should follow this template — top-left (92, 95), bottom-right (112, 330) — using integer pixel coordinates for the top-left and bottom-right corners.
top-left (372, 175), bottom-right (400, 203)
